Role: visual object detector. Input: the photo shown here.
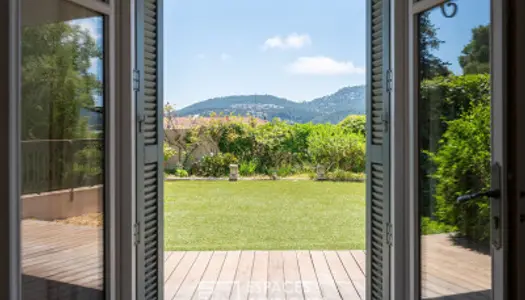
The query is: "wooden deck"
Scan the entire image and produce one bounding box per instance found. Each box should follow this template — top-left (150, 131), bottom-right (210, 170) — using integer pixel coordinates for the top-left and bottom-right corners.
top-left (421, 234), bottom-right (491, 299)
top-left (22, 220), bottom-right (104, 299)
top-left (21, 220), bottom-right (492, 300)
top-left (164, 250), bottom-right (366, 300)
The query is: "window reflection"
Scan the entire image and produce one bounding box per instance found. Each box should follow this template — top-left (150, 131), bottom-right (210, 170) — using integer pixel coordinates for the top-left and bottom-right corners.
top-left (417, 1), bottom-right (491, 299)
top-left (21, 1), bottom-right (105, 299)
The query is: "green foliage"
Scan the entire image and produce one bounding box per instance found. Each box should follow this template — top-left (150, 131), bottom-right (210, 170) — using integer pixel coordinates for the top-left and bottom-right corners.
top-left (276, 165), bottom-right (296, 177)
top-left (339, 115), bottom-right (366, 136)
top-left (239, 160), bottom-right (258, 177)
top-left (22, 22), bottom-right (101, 140)
top-left (429, 101), bottom-right (491, 241)
top-left (175, 169), bottom-right (189, 178)
top-left (169, 114), bottom-right (367, 178)
top-left (325, 170), bottom-right (365, 182)
top-left (421, 217), bottom-right (457, 235)
top-left (198, 153), bottom-right (238, 177)
top-left (73, 144), bottom-right (103, 186)
top-left (459, 25), bottom-right (490, 75)
top-left (307, 125), bottom-right (365, 172)
top-left (163, 142), bottom-right (177, 163)
top-left (419, 12), bottom-right (451, 78)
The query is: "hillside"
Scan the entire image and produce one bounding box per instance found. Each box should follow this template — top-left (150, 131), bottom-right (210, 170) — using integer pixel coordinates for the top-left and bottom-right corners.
top-left (177, 85), bottom-right (365, 124)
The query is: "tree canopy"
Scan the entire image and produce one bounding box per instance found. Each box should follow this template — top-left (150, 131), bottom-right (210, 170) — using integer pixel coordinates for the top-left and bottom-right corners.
top-left (419, 12), bottom-right (451, 79)
top-left (459, 25), bottom-right (490, 75)
top-left (22, 22), bottom-right (102, 140)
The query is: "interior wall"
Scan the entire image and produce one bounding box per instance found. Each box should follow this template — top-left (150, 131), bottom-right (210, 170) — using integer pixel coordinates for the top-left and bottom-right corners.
top-left (509, 0), bottom-right (525, 298)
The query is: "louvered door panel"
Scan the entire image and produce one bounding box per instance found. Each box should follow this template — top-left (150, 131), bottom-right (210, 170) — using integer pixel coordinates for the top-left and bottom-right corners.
top-left (136, 0), bottom-right (164, 299)
top-left (366, 0), bottom-right (390, 299)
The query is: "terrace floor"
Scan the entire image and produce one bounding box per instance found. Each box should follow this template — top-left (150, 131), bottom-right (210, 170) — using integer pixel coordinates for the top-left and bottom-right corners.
top-left (21, 220), bottom-right (491, 300)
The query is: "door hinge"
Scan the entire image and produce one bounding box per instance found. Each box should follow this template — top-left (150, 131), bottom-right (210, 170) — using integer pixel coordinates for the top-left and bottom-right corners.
top-left (385, 222), bottom-right (393, 246)
top-left (382, 111), bottom-right (390, 133)
top-left (133, 222), bottom-right (141, 246)
top-left (137, 114), bottom-right (146, 133)
top-left (386, 69), bottom-right (393, 93)
top-left (133, 69), bottom-right (141, 92)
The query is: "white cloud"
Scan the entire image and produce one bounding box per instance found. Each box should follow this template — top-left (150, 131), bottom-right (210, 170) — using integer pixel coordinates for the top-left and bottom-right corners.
top-left (220, 53), bottom-right (232, 61)
top-left (263, 33), bottom-right (311, 50)
top-left (196, 53), bottom-right (207, 60)
top-left (286, 56), bottom-right (365, 76)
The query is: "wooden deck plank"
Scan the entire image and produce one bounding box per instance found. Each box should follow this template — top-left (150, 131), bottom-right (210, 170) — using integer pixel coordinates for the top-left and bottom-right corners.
top-left (192, 251), bottom-right (228, 300)
top-left (324, 251), bottom-right (361, 300)
top-left (21, 219), bottom-right (497, 300)
top-left (267, 251), bottom-right (285, 300)
top-left (174, 251), bottom-right (213, 300)
top-left (165, 252), bottom-right (186, 283)
top-left (232, 251), bottom-right (255, 300)
top-left (349, 251), bottom-right (366, 276)
top-left (310, 251), bottom-right (341, 300)
top-left (164, 251), bottom-right (199, 300)
top-left (282, 251), bottom-right (304, 300)
top-left (248, 251), bottom-right (269, 300)
top-left (339, 251), bottom-right (365, 300)
top-left (296, 251), bottom-right (322, 300)
top-left (211, 251), bottom-right (241, 300)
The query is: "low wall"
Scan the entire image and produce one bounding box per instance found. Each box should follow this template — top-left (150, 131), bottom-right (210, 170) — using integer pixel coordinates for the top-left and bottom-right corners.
top-left (22, 185), bottom-right (103, 221)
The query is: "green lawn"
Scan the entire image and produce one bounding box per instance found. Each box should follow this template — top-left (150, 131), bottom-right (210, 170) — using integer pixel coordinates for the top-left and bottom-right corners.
top-left (164, 180), bottom-right (365, 251)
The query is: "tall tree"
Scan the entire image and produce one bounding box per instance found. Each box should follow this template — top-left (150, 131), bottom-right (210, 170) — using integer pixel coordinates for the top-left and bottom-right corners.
top-left (21, 22), bottom-right (102, 140)
top-left (459, 25), bottom-right (490, 74)
top-left (21, 21), bottom-right (102, 191)
top-left (419, 12), bottom-right (451, 79)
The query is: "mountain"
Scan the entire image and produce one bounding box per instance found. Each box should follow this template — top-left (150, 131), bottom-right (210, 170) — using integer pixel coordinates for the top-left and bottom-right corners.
top-left (176, 85), bottom-right (365, 124)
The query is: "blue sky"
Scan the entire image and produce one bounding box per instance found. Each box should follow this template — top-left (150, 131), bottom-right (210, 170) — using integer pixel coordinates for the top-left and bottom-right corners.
top-left (428, 0), bottom-right (490, 74)
top-left (165, 0), bottom-right (367, 108)
top-left (76, 0), bottom-right (491, 109)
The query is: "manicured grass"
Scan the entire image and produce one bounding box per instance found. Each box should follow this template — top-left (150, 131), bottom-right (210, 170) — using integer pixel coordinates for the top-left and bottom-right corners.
top-left (164, 181), bottom-right (365, 250)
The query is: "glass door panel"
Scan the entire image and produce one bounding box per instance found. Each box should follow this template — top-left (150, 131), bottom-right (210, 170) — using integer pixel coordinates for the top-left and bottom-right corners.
top-left (416, 1), bottom-right (491, 298)
top-left (21, 0), bottom-right (105, 299)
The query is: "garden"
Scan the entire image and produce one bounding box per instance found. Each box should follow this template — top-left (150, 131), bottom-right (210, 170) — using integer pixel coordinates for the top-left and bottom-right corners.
top-left (164, 109), bottom-right (367, 181)
top-left (164, 73), bottom-right (493, 249)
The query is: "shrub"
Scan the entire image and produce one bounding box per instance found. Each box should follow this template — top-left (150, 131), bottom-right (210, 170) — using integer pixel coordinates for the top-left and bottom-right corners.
top-left (198, 152), bottom-right (238, 177)
top-left (429, 101), bottom-right (491, 242)
top-left (239, 160), bottom-right (257, 176)
top-left (421, 217), bottom-right (457, 235)
top-left (339, 115), bottom-right (366, 136)
top-left (73, 144), bottom-right (102, 186)
top-left (163, 142), bottom-right (177, 163)
top-left (307, 125), bottom-right (365, 172)
top-left (175, 169), bottom-right (189, 178)
top-left (276, 164), bottom-right (296, 177)
top-left (326, 170), bottom-right (365, 182)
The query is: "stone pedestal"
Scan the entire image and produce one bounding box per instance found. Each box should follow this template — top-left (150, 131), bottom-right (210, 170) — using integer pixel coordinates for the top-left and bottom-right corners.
top-left (316, 165), bottom-right (326, 181)
top-left (229, 164), bottom-right (239, 181)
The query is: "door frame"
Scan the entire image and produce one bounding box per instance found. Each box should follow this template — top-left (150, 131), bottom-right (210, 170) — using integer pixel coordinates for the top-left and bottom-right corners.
top-left (0, 0), bottom-right (135, 298)
top-left (405, 0), bottom-right (509, 299)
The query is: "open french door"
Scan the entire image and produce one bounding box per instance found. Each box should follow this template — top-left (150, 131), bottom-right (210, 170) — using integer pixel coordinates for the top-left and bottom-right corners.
top-left (406, 0), bottom-right (508, 299)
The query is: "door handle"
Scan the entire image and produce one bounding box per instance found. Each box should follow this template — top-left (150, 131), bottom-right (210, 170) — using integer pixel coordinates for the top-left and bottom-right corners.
top-left (456, 189), bottom-right (501, 203)
top-left (455, 163), bottom-right (502, 249)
